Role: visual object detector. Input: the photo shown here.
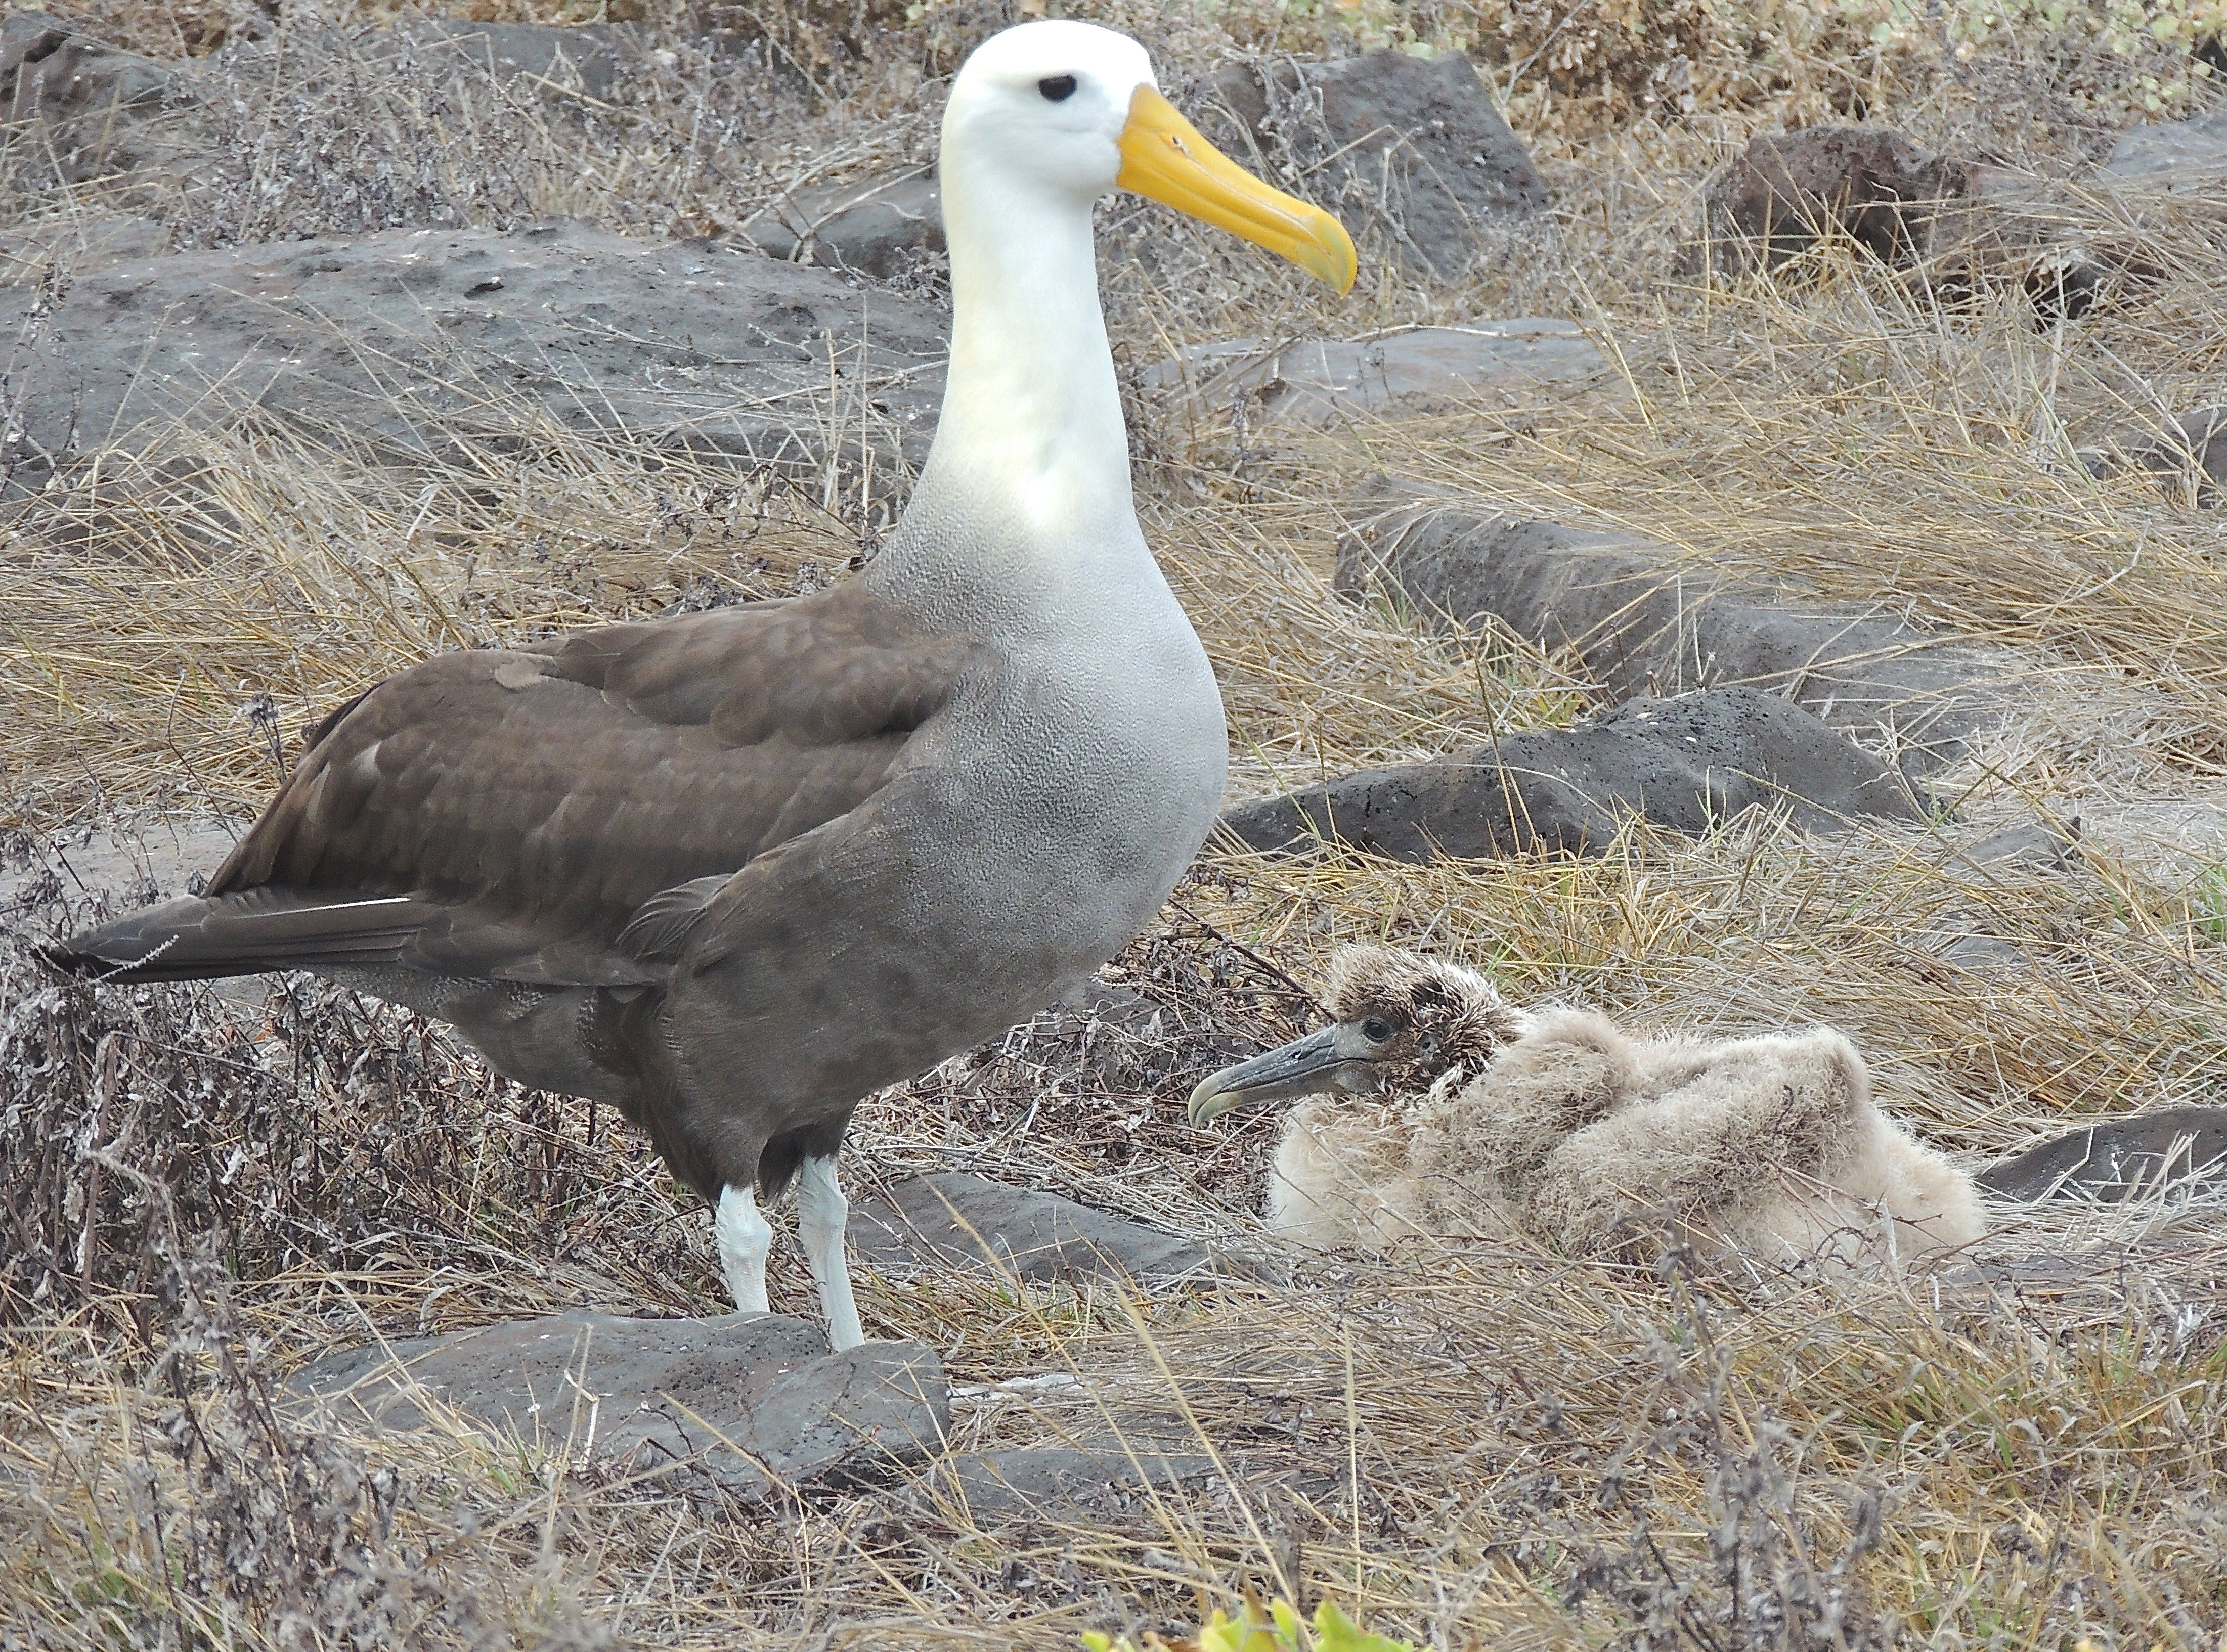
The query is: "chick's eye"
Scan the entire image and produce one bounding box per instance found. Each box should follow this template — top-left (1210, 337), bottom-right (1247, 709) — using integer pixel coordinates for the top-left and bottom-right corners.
top-left (1360, 1017), bottom-right (1393, 1043)
top-left (1038, 75), bottom-right (1078, 101)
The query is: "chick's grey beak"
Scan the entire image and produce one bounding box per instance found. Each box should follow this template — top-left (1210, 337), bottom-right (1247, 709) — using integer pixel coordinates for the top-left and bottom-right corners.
top-left (1188, 1025), bottom-right (1357, 1126)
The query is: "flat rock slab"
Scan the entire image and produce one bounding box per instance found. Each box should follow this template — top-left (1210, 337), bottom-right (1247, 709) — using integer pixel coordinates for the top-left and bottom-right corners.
top-left (3, 816), bottom-right (242, 914)
top-left (292, 1311), bottom-right (949, 1496)
top-left (0, 214), bottom-right (172, 276)
top-left (1200, 49), bottom-right (1546, 278)
top-left (1704, 126), bottom-right (1968, 271)
top-left (1219, 683), bottom-right (1922, 861)
top-left (3, 14), bottom-right (631, 199)
top-left (0, 220), bottom-right (948, 495)
top-left (744, 170), bottom-right (944, 280)
top-left (850, 1172), bottom-right (1223, 1285)
top-left (1980, 1107), bottom-right (2227, 1204)
top-left (2105, 108), bottom-right (2227, 187)
top-left (1338, 483), bottom-right (2012, 780)
top-left (893, 1446), bottom-right (1219, 1523)
top-left (381, 20), bottom-right (629, 100)
top-left (1929, 1245), bottom-right (2210, 1321)
top-left (2079, 404), bottom-right (2226, 509)
top-left (1149, 319), bottom-right (1607, 430)
top-left (2, 11), bottom-right (196, 188)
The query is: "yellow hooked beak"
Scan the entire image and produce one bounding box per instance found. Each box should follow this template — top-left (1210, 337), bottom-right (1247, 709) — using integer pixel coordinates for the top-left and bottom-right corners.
top-left (1116, 85), bottom-right (1357, 295)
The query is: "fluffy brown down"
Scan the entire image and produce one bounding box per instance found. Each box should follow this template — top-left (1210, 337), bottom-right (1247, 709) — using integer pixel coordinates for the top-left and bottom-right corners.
top-left (1268, 952), bottom-right (1984, 1270)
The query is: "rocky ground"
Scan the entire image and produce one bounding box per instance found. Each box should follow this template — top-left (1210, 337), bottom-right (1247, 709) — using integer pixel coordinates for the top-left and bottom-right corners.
top-left (8, 2), bottom-right (2227, 1648)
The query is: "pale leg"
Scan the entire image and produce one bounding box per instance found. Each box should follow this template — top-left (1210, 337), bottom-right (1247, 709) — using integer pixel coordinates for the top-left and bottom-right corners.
top-left (714, 1184), bottom-right (772, 1314)
top-left (796, 1154), bottom-right (865, 1352)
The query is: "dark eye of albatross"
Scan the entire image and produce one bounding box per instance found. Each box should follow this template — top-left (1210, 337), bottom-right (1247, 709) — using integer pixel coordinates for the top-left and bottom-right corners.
top-left (1360, 1016), bottom-right (1393, 1043)
top-left (1038, 75), bottom-right (1078, 101)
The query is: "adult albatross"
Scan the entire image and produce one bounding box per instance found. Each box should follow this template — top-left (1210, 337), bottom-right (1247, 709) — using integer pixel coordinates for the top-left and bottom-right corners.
top-left (51, 21), bottom-right (1356, 1350)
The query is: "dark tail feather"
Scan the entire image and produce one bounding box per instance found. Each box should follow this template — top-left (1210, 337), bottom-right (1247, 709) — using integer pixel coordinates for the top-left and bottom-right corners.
top-left (46, 886), bottom-right (433, 983)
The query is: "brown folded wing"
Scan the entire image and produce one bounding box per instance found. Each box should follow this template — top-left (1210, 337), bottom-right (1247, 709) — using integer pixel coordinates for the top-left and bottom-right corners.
top-left (197, 581), bottom-right (983, 986)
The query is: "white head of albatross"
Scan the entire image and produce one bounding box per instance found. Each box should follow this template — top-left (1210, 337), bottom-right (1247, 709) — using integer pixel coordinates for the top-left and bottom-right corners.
top-left (1190, 945), bottom-right (1985, 1270)
top-left (886, 20), bottom-right (1352, 624)
top-left (50, 22), bottom-right (1355, 1353)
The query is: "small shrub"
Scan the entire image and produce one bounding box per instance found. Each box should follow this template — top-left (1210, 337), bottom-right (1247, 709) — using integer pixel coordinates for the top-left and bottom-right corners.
top-left (1084, 1594), bottom-right (1418, 1652)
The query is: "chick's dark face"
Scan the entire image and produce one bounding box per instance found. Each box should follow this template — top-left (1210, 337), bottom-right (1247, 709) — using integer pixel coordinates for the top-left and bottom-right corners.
top-left (1336, 994), bottom-right (1456, 1096)
top-left (1186, 946), bottom-right (1529, 1128)
top-left (1188, 985), bottom-right (1485, 1125)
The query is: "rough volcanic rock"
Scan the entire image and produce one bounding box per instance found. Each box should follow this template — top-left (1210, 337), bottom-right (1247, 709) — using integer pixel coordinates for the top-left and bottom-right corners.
top-left (0, 220), bottom-right (948, 495)
top-left (1148, 319), bottom-right (1607, 430)
top-left (849, 1172), bottom-right (1221, 1284)
top-left (2080, 405), bottom-right (2227, 508)
top-left (2, 11), bottom-right (200, 188)
top-left (1335, 484), bottom-right (2008, 778)
top-left (0, 13), bottom-right (634, 204)
top-left (1980, 1107), bottom-right (2227, 1203)
top-left (1704, 129), bottom-right (2159, 323)
top-left (1199, 49), bottom-right (1546, 278)
top-left (293, 1311), bottom-right (949, 1495)
top-left (2104, 107), bottom-right (2227, 188)
top-left (1953, 818), bottom-right (2082, 874)
top-left (383, 20), bottom-right (629, 100)
top-left (1602, 688), bottom-right (1925, 823)
top-left (1932, 1244), bottom-right (2204, 1319)
top-left (0, 213), bottom-right (169, 277)
top-left (2, 816), bottom-right (242, 916)
top-left (1705, 126), bottom-right (1969, 271)
top-left (1218, 684), bottom-right (1922, 861)
top-left (745, 170), bottom-right (944, 279)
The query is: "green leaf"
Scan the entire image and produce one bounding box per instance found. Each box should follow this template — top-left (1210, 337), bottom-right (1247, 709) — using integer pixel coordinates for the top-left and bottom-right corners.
top-left (1084, 1594), bottom-right (1417, 1652)
top-left (1313, 1600), bottom-right (1419, 1652)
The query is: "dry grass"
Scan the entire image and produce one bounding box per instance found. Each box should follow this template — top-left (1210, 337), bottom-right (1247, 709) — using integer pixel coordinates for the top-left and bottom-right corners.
top-left (10, 0), bottom-right (2227, 1646)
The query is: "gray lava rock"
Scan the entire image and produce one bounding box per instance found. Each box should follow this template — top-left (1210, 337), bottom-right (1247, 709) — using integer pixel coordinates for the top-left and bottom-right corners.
top-left (1705, 126), bottom-right (1969, 271)
top-left (0, 220), bottom-right (948, 496)
top-left (385, 20), bottom-right (628, 101)
top-left (2, 11), bottom-right (198, 187)
top-left (1336, 485), bottom-right (2007, 779)
top-left (1603, 688), bottom-right (1926, 824)
top-left (1899, 815), bottom-right (2081, 967)
top-left (0, 214), bottom-right (169, 277)
top-left (1218, 684), bottom-right (1922, 861)
top-left (1148, 319), bottom-right (1606, 430)
top-left (1931, 1244), bottom-right (2168, 1315)
top-left (293, 1311), bottom-right (949, 1495)
top-left (1704, 131), bottom-right (2154, 323)
top-left (1199, 49), bottom-right (1546, 279)
top-left (1911, 926), bottom-right (2037, 975)
top-left (1954, 818), bottom-right (2082, 874)
top-left (2104, 107), bottom-right (2227, 187)
top-left (895, 1446), bottom-right (1218, 1521)
top-left (1980, 1107), bottom-right (2227, 1203)
top-left (3, 816), bottom-right (242, 915)
top-left (745, 171), bottom-right (944, 280)
top-left (2080, 406), bottom-right (2227, 508)
top-left (849, 1172), bottom-right (1218, 1284)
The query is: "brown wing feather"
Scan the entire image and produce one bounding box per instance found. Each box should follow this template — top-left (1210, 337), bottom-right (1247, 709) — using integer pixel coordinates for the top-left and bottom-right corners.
top-left (203, 581), bottom-right (983, 985)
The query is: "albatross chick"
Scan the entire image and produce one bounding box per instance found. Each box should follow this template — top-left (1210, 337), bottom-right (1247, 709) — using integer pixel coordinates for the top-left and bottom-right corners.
top-left (50, 22), bottom-right (1356, 1350)
top-left (1189, 945), bottom-right (1983, 1271)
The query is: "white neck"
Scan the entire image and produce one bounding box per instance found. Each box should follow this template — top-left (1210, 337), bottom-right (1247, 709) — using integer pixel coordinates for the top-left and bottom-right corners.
top-left (869, 153), bottom-right (1148, 623)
